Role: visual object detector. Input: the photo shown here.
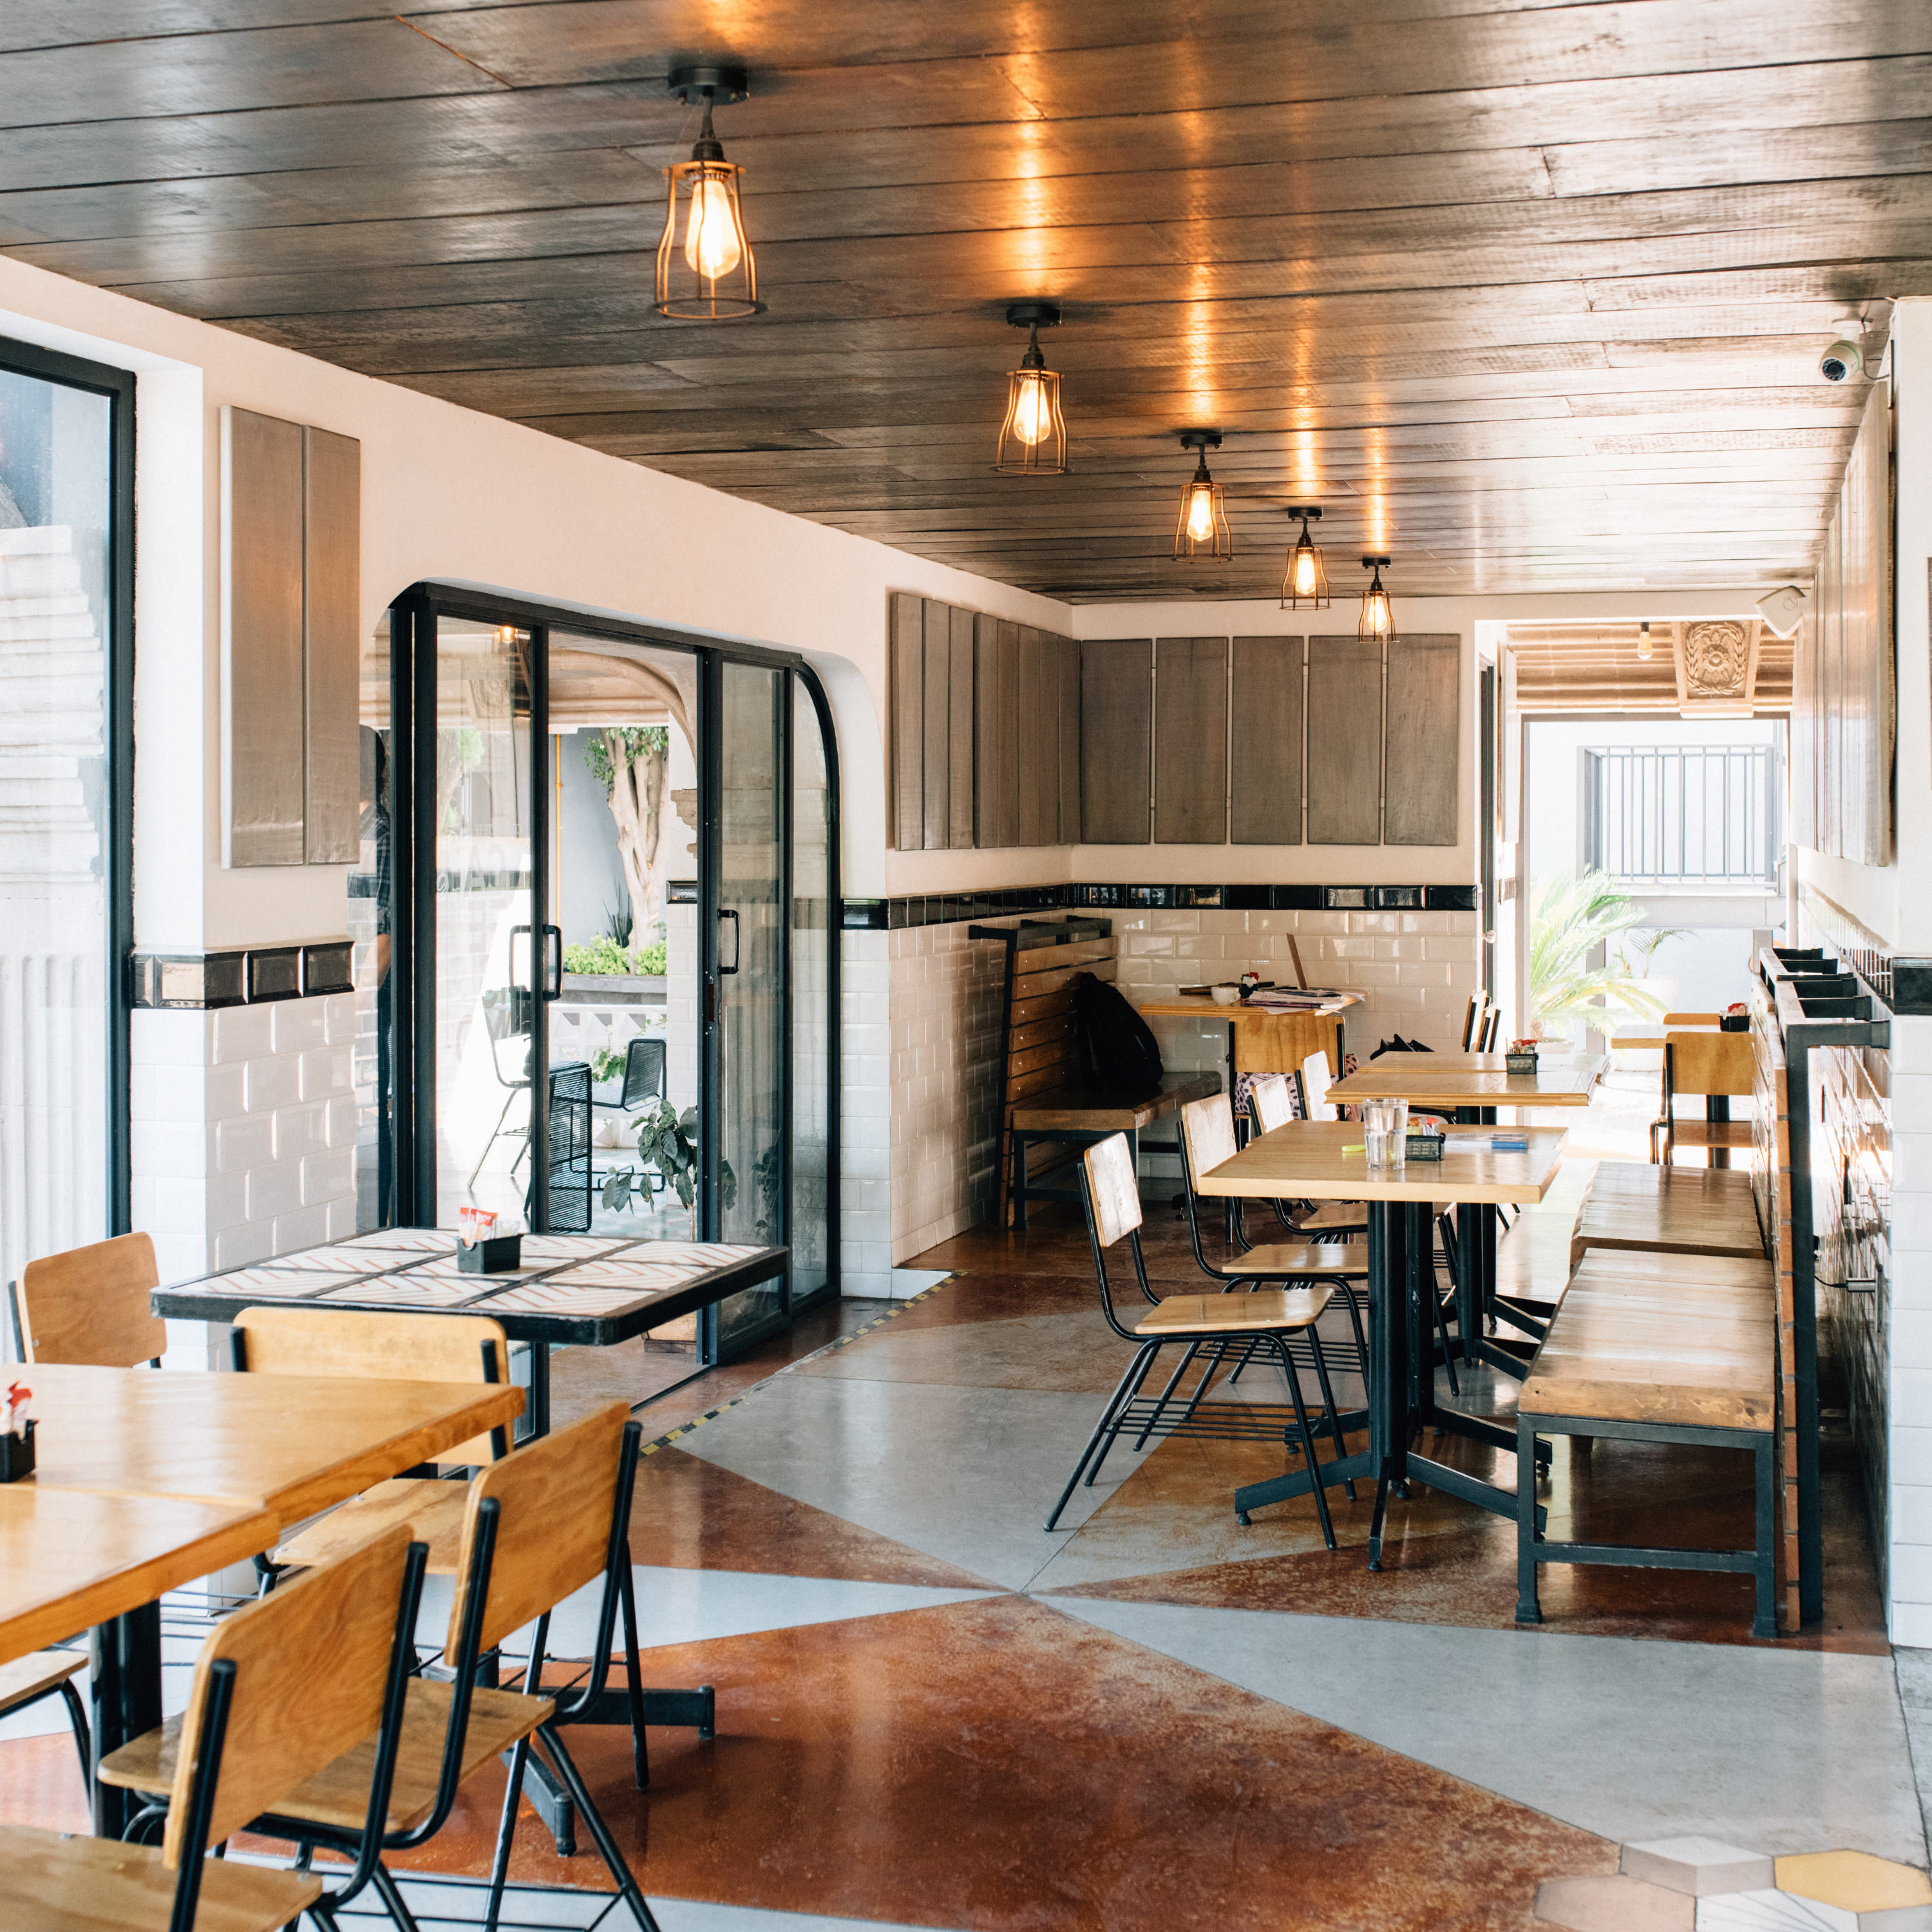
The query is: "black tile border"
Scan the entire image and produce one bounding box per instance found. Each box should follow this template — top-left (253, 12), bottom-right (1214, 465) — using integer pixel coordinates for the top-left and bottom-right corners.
top-left (130, 939), bottom-right (355, 1010)
top-left (842, 881), bottom-right (1479, 931)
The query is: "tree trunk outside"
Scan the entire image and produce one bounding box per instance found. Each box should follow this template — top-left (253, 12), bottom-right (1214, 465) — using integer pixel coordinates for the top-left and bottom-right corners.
top-left (599, 730), bottom-right (669, 955)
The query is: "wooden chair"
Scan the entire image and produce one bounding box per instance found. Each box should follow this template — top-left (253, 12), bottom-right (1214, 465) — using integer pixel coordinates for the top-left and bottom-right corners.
top-left (1247, 1074), bottom-right (1367, 1238)
top-left (1462, 990), bottom-right (1488, 1052)
top-left (35, 1524), bottom-right (426, 1932)
top-left (1652, 1030), bottom-right (1756, 1168)
top-left (102, 1403), bottom-right (658, 1932)
top-left (231, 1306), bottom-right (513, 1577)
top-left (11, 1231), bottom-right (167, 1366)
top-left (1046, 1133), bottom-right (1345, 1548)
top-left (4, 1232), bottom-right (169, 1790)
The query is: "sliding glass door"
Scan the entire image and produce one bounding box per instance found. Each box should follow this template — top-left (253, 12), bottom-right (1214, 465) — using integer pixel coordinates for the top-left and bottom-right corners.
top-left (378, 589), bottom-right (837, 1361)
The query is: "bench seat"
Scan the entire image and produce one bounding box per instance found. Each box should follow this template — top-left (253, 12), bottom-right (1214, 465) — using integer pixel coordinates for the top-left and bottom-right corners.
top-left (1516, 1251), bottom-right (1778, 1638)
top-left (1569, 1159), bottom-right (1763, 1268)
top-left (1009, 1071), bottom-right (1222, 1227)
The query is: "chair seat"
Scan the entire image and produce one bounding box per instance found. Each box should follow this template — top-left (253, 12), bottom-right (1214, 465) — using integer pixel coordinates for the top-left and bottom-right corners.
top-left (0, 1649), bottom-right (86, 1716)
top-left (1135, 1287), bottom-right (1331, 1336)
top-left (100, 1677), bottom-right (554, 1835)
top-left (0, 1821), bottom-right (321, 1932)
top-left (1293, 1202), bottom-right (1367, 1232)
top-left (275, 1477), bottom-right (469, 1573)
top-left (1208, 1243), bottom-right (1368, 1279)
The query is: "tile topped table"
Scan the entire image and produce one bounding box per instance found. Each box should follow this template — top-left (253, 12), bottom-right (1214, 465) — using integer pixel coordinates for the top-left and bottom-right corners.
top-left (1194, 1120), bottom-right (1568, 1569)
top-left (154, 1231), bottom-right (789, 1434)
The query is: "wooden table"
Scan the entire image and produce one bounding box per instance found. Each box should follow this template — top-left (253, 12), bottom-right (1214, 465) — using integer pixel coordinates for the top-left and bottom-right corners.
top-left (21, 1362), bottom-right (522, 1837)
top-left (1135, 993), bottom-right (1363, 1087)
top-left (1329, 1053), bottom-right (1605, 1370)
top-left (152, 1230), bottom-right (789, 1434)
top-left (0, 1488), bottom-right (276, 1669)
top-left (1196, 1120), bottom-right (1568, 1568)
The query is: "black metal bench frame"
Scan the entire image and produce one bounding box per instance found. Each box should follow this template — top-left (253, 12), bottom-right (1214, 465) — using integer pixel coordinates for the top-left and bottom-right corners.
top-left (1514, 1410), bottom-right (1777, 1640)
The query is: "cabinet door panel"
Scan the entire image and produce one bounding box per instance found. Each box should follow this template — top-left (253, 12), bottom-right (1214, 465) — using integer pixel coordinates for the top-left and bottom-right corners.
top-left (1384, 634), bottom-right (1460, 847)
top-left (1079, 639), bottom-right (1152, 844)
top-left (1306, 637), bottom-right (1382, 846)
top-left (921, 598), bottom-right (949, 849)
top-left (948, 604), bottom-right (975, 849)
top-left (890, 592), bottom-right (923, 851)
top-left (1154, 637), bottom-right (1227, 844)
top-left (1230, 636), bottom-right (1303, 845)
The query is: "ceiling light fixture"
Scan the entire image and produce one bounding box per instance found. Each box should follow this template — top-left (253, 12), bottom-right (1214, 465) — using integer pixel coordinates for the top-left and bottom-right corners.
top-left (1358, 556), bottom-right (1395, 642)
top-left (1173, 431), bottom-right (1231, 560)
top-left (1279, 507), bottom-right (1329, 608)
top-left (655, 65), bottom-right (763, 321)
top-left (995, 302), bottom-right (1067, 475)
top-left (1637, 621), bottom-right (1654, 661)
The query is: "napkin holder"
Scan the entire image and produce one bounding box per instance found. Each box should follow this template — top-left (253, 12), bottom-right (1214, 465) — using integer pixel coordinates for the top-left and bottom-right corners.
top-left (0, 1421), bottom-right (35, 1482)
top-left (1404, 1133), bottom-right (1444, 1162)
top-left (1504, 1050), bottom-right (1539, 1075)
top-left (458, 1234), bottom-right (523, 1274)
top-left (1720, 1012), bottom-right (1749, 1032)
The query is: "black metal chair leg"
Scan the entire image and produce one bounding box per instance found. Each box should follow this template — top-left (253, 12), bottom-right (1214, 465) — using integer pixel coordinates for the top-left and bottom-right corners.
top-left (1133, 1340), bottom-right (1204, 1450)
top-left (1305, 1332), bottom-right (1358, 1502)
top-left (366, 1853), bottom-right (424, 1932)
top-left (1046, 1344), bottom-right (1153, 1529)
top-left (57, 1677), bottom-right (91, 1795)
top-left (1274, 1339), bottom-right (1335, 1550)
top-left (1084, 1341), bottom-right (1163, 1490)
top-left (617, 1558), bottom-right (650, 1792)
top-left (533, 1726), bottom-right (663, 1932)
top-left (483, 1736), bottom-right (530, 1932)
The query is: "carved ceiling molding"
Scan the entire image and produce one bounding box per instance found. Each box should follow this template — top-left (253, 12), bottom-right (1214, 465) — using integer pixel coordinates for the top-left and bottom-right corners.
top-left (1674, 619), bottom-right (1761, 714)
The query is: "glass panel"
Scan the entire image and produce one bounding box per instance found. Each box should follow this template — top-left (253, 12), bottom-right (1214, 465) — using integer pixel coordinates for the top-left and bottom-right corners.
top-left (790, 678), bottom-right (832, 1305)
top-left (0, 366), bottom-right (114, 1292)
top-left (716, 661), bottom-right (786, 1349)
top-left (348, 616), bottom-right (392, 1230)
top-left (431, 619), bottom-right (535, 1229)
top-left (547, 632), bottom-right (701, 1259)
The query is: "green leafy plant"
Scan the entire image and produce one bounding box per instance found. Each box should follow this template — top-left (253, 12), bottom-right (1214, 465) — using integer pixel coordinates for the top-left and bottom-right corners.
top-left (632, 1096), bottom-right (734, 1218)
top-left (562, 934), bottom-right (667, 978)
top-left (1528, 869), bottom-right (1667, 1039)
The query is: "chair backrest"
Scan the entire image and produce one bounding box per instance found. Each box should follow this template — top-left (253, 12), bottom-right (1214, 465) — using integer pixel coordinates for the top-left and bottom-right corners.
top-left (1461, 991), bottom-right (1486, 1052)
top-left (15, 1232), bottom-right (167, 1367)
top-left (232, 1307), bottom-right (511, 1466)
top-left (1481, 1008), bottom-right (1502, 1052)
top-left (1664, 1011), bottom-right (1723, 1027)
top-left (1249, 1072), bottom-right (1296, 1133)
top-left (166, 1523), bottom-right (419, 1867)
top-left (621, 1036), bottom-right (667, 1108)
top-left (446, 1400), bottom-right (632, 1663)
top-left (1079, 1133), bottom-right (1144, 1247)
top-left (1179, 1093), bottom-right (1238, 1192)
top-left (1300, 1049), bottom-right (1338, 1122)
top-left (1667, 1030), bottom-right (1754, 1099)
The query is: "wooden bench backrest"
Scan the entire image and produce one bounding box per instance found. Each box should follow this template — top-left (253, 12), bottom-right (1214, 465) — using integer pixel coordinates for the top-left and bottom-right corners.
top-left (1081, 1133), bottom-right (1143, 1247)
top-left (168, 1522), bottom-right (413, 1864)
top-left (448, 1400), bottom-right (629, 1661)
top-left (1667, 1030), bottom-right (1754, 1098)
top-left (235, 1307), bottom-right (511, 1467)
top-left (16, 1232), bottom-right (167, 1367)
top-left (1249, 1073), bottom-right (1295, 1133)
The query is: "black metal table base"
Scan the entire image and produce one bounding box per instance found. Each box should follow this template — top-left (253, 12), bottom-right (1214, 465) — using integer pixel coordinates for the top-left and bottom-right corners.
top-left (515, 1687), bottom-right (717, 1855)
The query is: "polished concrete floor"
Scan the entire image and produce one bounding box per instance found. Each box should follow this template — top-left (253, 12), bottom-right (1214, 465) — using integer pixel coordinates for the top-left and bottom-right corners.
top-left (1, 1104), bottom-right (1923, 1929)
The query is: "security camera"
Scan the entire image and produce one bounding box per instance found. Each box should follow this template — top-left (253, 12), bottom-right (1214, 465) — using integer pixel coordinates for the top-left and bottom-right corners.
top-left (1820, 317), bottom-right (1864, 383)
top-left (1757, 585), bottom-right (1807, 638)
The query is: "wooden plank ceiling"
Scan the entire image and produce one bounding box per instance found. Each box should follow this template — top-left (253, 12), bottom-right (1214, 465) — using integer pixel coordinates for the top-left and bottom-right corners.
top-left (1505, 621), bottom-right (1792, 711)
top-left (5, 3), bottom-right (1927, 603)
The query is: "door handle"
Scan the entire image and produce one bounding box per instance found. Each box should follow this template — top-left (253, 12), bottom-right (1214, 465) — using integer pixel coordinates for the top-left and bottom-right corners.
top-left (717, 907), bottom-right (740, 975)
top-left (542, 924), bottom-right (562, 1000)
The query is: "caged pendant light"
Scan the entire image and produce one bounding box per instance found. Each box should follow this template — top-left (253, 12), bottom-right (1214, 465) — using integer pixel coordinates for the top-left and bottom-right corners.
top-left (994, 302), bottom-right (1068, 475)
top-left (1278, 507), bottom-right (1329, 608)
top-left (1173, 431), bottom-right (1232, 560)
top-left (1358, 556), bottom-right (1396, 642)
top-left (655, 66), bottom-right (764, 321)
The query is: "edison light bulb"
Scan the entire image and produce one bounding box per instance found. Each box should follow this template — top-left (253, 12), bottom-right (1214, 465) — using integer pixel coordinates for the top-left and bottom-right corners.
top-left (1186, 483), bottom-right (1215, 543)
top-left (1637, 622), bottom-right (1654, 661)
top-left (1293, 547), bottom-right (1318, 597)
top-left (1012, 374), bottom-right (1050, 446)
top-left (683, 175), bottom-right (742, 281)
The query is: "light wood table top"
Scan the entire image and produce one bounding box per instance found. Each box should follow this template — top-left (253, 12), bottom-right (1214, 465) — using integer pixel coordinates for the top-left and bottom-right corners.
top-left (1329, 1053), bottom-right (1607, 1108)
top-left (1195, 1119), bottom-right (1569, 1206)
top-left (1137, 994), bottom-right (1362, 1021)
top-left (0, 1487), bottom-right (276, 1668)
top-left (21, 1363), bottom-right (524, 1524)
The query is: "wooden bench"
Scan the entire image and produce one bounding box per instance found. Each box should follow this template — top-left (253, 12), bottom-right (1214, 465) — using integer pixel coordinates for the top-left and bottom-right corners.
top-left (1515, 1249), bottom-right (1778, 1638)
top-left (1569, 1159), bottom-right (1765, 1269)
top-left (970, 916), bottom-right (1218, 1228)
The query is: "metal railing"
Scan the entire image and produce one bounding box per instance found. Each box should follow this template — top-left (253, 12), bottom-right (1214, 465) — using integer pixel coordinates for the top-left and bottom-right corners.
top-left (1582, 744), bottom-right (1780, 886)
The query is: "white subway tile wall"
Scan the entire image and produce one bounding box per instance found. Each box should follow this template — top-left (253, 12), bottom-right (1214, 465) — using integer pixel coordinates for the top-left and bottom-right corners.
top-left (858, 907), bottom-right (1488, 1278)
top-left (130, 992), bottom-right (361, 1286)
top-left (1889, 1012), bottom-right (1932, 1646)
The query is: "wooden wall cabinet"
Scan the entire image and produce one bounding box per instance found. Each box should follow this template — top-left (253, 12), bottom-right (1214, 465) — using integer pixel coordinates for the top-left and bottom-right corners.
top-left (1383, 634), bottom-right (1460, 847)
top-left (1229, 636), bottom-right (1303, 845)
top-left (1305, 637), bottom-right (1385, 845)
top-left (1153, 638), bottom-right (1227, 844)
top-left (1079, 639), bottom-right (1152, 844)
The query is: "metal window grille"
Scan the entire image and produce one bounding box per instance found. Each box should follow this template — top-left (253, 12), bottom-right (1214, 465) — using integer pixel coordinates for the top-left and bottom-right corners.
top-left (1582, 744), bottom-right (1781, 886)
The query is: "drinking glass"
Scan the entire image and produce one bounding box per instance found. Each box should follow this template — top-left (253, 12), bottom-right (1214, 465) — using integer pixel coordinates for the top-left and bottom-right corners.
top-left (1364, 1097), bottom-right (1408, 1170)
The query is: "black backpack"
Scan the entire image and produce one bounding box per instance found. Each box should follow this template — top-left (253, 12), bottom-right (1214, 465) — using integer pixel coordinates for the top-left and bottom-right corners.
top-left (1070, 972), bottom-right (1165, 1100)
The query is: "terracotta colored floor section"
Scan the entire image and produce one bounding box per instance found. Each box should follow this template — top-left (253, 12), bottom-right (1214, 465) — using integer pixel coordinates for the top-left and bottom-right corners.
top-left (0, 1733), bottom-right (89, 1834)
top-left (629, 1444), bottom-right (996, 1588)
top-left (386, 1595), bottom-right (1615, 1929)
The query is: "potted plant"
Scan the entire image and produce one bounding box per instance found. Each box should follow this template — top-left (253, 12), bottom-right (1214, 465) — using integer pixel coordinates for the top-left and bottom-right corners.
top-left (630, 1096), bottom-right (734, 1237)
top-left (1528, 870), bottom-right (1669, 1043)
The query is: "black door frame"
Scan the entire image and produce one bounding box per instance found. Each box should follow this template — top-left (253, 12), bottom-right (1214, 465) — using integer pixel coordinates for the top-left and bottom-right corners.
top-left (383, 583), bottom-right (841, 1352)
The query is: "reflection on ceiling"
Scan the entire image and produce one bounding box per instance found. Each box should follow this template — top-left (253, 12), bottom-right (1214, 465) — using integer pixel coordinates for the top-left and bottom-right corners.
top-left (3, 4), bottom-right (1925, 601)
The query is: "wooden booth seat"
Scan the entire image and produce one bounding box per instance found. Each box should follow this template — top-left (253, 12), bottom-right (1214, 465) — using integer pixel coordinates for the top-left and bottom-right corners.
top-left (1515, 1249), bottom-right (1777, 1638)
top-left (972, 916), bottom-right (1219, 1227)
top-left (1569, 1159), bottom-right (1765, 1269)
